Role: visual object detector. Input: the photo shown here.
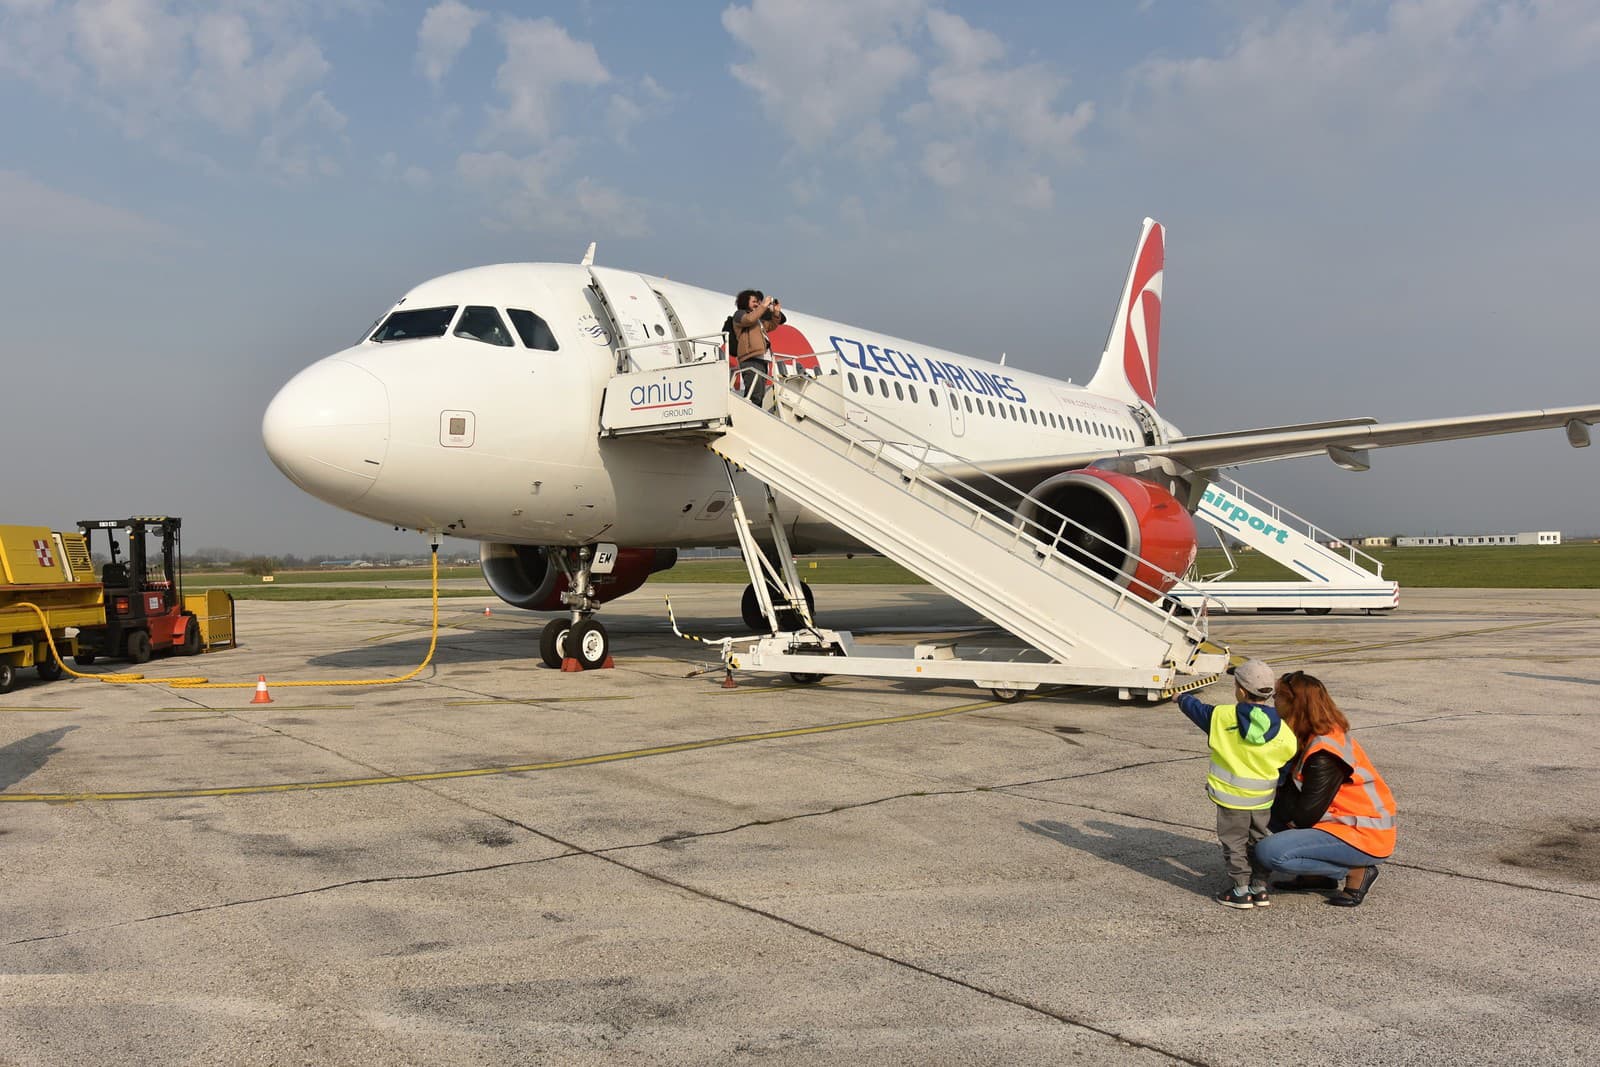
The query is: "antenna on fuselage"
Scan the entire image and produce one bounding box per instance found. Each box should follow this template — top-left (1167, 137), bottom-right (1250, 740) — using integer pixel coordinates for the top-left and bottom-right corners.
top-left (999, 352), bottom-right (1007, 365)
top-left (581, 241), bottom-right (596, 266)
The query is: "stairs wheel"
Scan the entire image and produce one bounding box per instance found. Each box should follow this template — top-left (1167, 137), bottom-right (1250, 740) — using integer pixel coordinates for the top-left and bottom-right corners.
top-left (1303, 607), bottom-right (1333, 616)
top-left (789, 672), bottom-right (823, 685)
top-left (989, 687), bottom-right (1024, 703)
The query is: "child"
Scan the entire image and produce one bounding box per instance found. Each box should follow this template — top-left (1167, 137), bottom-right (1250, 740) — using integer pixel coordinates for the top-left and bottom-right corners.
top-left (1177, 658), bottom-right (1298, 909)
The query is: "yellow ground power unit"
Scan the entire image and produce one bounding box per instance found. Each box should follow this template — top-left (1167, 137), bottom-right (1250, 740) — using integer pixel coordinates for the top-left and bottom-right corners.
top-left (0, 524), bottom-right (104, 693)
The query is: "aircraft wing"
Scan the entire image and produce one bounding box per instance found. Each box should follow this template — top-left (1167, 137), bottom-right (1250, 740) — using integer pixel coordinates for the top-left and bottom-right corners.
top-left (950, 405), bottom-right (1600, 488)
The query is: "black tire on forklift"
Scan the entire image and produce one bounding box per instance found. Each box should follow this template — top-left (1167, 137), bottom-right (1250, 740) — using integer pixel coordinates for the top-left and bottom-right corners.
top-left (0, 663), bottom-right (14, 694)
top-left (539, 618), bottom-right (572, 668)
top-left (126, 630), bottom-right (152, 664)
top-left (37, 657), bottom-right (64, 683)
top-left (180, 617), bottom-right (203, 656)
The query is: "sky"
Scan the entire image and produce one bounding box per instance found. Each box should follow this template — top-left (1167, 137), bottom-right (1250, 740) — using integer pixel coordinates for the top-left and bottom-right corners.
top-left (2, 0), bottom-right (1598, 557)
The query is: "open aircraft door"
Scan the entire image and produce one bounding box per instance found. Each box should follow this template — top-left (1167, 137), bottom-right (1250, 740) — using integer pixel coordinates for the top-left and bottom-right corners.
top-left (588, 266), bottom-right (686, 371)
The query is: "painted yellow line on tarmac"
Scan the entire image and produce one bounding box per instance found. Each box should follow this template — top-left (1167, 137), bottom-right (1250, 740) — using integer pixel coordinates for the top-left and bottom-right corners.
top-left (0, 696), bottom-right (1004, 804)
top-left (443, 696), bottom-right (631, 706)
top-left (0, 707), bottom-right (81, 713)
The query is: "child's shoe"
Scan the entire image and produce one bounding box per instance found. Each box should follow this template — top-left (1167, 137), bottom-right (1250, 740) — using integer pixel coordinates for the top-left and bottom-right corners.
top-left (1215, 885), bottom-right (1255, 910)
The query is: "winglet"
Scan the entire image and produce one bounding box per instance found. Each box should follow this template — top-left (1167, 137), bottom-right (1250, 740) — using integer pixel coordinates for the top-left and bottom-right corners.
top-left (581, 241), bottom-right (596, 266)
top-left (1087, 218), bottom-right (1164, 408)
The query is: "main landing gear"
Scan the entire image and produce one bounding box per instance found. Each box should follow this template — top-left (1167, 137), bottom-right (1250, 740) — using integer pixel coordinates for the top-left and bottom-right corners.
top-left (538, 546), bottom-right (613, 670)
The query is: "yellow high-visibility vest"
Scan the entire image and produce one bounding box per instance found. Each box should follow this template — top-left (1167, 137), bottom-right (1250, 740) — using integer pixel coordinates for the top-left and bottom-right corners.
top-left (1206, 704), bottom-right (1297, 810)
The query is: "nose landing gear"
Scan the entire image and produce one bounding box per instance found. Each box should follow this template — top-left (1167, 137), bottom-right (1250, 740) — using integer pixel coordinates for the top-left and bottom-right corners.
top-left (538, 545), bottom-right (614, 670)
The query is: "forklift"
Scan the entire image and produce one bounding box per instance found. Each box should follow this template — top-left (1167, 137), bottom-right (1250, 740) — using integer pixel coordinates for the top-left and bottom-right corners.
top-left (74, 517), bottom-right (203, 664)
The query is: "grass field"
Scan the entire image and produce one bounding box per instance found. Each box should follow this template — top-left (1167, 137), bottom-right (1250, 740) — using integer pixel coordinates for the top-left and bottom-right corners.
top-left (189, 542), bottom-right (1598, 601)
top-left (1191, 543), bottom-right (1600, 589)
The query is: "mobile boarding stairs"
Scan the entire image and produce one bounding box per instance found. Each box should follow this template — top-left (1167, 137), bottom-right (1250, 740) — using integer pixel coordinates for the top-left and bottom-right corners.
top-left (599, 342), bottom-right (1230, 701)
top-left (1169, 478), bottom-right (1400, 615)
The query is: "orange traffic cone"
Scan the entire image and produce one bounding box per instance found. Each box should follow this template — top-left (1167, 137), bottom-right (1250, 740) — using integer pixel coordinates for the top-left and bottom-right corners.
top-left (251, 675), bottom-right (273, 704)
top-left (721, 666), bottom-right (738, 689)
top-left (483, 606), bottom-right (492, 616)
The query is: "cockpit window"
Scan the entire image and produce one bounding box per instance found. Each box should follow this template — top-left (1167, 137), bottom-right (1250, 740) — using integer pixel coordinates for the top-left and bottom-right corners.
top-left (454, 306), bottom-right (514, 347)
top-left (507, 308), bottom-right (559, 351)
top-left (371, 306), bottom-right (457, 342)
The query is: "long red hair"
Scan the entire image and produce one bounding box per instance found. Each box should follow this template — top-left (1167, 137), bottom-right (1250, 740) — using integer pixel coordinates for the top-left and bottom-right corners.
top-left (1274, 670), bottom-right (1350, 752)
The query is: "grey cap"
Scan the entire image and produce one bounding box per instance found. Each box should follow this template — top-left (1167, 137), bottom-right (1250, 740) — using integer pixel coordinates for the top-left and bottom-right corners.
top-left (1232, 658), bottom-right (1275, 700)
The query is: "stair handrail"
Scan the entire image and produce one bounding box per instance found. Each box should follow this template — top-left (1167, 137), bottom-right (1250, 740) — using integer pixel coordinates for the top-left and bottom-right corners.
top-left (1212, 474), bottom-right (1386, 577)
top-left (615, 332), bottom-right (729, 373)
top-left (737, 368), bottom-right (1226, 631)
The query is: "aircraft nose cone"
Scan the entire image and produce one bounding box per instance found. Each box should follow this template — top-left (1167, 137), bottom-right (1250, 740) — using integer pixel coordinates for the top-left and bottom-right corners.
top-left (262, 358), bottom-right (390, 506)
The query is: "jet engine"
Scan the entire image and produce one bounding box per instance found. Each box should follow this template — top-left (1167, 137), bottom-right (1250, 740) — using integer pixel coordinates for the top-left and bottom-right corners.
top-left (480, 544), bottom-right (678, 611)
top-left (1014, 468), bottom-right (1197, 601)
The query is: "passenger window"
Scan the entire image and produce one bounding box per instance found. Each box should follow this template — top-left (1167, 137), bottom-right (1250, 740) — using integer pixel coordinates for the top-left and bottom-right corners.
top-left (894, 382), bottom-right (904, 401)
top-left (455, 306), bottom-right (514, 347)
top-left (847, 373), bottom-right (858, 392)
top-left (963, 395), bottom-right (973, 412)
top-left (931, 391), bottom-right (939, 408)
top-left (864, 377), bottom-right (876, 396)
top-left (507, 308), bottom-right (559, 351)
top-left (988, 400), bottom-right (997, 416)
top-left (371, 306), bottom-right (457, 342)
top-left (909, 385), bottom-right (918, 403)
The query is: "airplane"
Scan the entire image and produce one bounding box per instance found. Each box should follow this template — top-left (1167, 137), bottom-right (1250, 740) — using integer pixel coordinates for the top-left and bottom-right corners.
top-left (261, 219), bottom-right (1599, 669)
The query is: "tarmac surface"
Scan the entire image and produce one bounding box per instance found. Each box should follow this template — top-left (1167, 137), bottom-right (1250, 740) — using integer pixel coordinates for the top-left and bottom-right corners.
top-left (2, 585), bottom-right (1597, 1065)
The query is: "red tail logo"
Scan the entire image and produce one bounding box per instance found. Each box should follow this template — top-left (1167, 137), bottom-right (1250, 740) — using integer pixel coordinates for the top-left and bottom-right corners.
top-left (1122, 224), bottom-right (1163, 406)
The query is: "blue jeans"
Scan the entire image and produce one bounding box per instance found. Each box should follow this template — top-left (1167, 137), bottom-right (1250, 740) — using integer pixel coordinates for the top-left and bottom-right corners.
top-left (1254, 828), bottom-right (1385, 880)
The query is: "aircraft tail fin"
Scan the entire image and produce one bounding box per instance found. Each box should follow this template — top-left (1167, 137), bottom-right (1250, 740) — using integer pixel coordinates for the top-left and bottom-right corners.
top-left (1087, 217), bottom-right (1164, 409)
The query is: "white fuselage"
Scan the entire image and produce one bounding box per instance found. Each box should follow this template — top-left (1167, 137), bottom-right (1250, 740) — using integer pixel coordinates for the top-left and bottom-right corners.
top-left (262, 263), bottom-right (1165, 549)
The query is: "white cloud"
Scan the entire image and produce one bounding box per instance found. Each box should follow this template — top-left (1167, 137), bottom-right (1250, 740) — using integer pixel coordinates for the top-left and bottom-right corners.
top-left (0, 0), bottom-right (346, 178)
top-left (0, 170), bottom-right (183, 246)
top-left (489, 16), bottom-right (609, 142)
top-left (416, 0), bottom-right (484, 87)
top-left (923, 10), bottom-right (1093, 158)
top-left (456, 148), bottom-right (647, 237)
top-left (1125, 1), bottom-right (1600, 164)
top-left (606, 75), bottom-right (671, 145)
top-left (723, 0), bottom-right (924, 147)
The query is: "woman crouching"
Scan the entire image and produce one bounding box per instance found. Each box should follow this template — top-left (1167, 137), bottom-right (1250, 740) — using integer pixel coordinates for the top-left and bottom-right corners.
top-left (1255, 671), bottom-right (1398, 907)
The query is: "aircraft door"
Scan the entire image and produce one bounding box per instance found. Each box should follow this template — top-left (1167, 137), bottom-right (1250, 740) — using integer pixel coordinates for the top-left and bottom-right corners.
top-left (588, 266), bottom-right (685, 372)
top-left (947, 389), bottom-right (966, 436)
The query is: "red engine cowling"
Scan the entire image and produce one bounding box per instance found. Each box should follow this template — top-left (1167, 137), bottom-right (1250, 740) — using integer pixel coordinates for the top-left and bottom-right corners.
top-left (479, 544), bottom-right (678, 611)
top-left (1015, 468), bottom-right (1197, 601)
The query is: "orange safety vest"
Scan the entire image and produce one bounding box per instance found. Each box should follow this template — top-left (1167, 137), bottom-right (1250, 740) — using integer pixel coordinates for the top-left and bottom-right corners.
top-left (1292, 729), bottom-right (1397, 858)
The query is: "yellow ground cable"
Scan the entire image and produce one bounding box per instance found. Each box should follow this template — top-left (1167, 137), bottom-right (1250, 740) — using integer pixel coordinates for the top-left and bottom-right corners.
top-left (15, 547), bottom-right (441, 691)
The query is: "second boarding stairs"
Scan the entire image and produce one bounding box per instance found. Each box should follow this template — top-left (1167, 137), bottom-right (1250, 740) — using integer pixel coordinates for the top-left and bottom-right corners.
top-left (1168, 477), bottom-right (1400, 615)
top-left (600, 356), bottom-right (1229, 700)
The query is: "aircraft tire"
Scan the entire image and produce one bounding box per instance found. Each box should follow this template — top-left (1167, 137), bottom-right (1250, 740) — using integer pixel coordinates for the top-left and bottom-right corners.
top-left (569, 620), bottom-right (609, 670)
top-left (126, 631), bottom-right (152, 664)
top-left (539, 619), bottom-right (572, 668)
